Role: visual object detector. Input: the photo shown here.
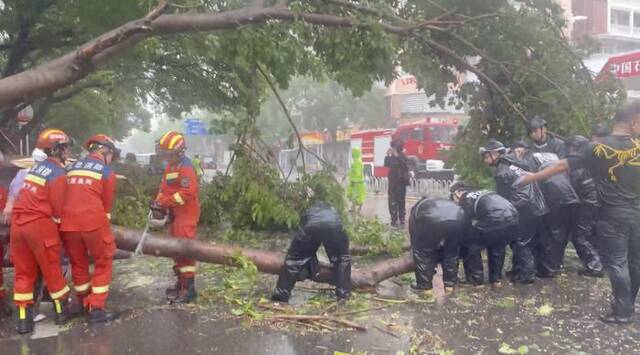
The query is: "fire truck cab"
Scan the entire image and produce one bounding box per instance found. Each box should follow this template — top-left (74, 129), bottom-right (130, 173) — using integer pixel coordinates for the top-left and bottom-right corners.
top-left (350, 118), bottom-right (458, 180)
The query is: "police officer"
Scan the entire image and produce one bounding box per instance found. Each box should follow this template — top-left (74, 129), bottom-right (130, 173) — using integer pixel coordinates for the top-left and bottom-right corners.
top-left (479, 139), bottom-right (548, 284)
top-left (384, 139), bottom-right (410, 227)
top-left (272, 201), bottom-right (351, 302)
top-left (408, 197), bottom-right (466, 296)
top-left (450, 183), bottom-right (519, 288)
top-left (526, 117), bottom-right (580, 277)
top-left (565, 135), bottom-right (604, 277)
top-left (518, 102), bottom-right (640, 324)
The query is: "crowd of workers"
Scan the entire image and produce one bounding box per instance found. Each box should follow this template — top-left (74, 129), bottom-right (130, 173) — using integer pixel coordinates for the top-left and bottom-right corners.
top-left (404, 102), bottom-right (640, 325)
top-left (0, 129), bottom-right (200, 334)
top-left (0, 102), bottom-right (639, 336)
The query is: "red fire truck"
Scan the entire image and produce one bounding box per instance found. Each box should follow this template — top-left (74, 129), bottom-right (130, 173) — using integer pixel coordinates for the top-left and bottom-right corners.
top-left (350, 118), bottom-right (458, 180)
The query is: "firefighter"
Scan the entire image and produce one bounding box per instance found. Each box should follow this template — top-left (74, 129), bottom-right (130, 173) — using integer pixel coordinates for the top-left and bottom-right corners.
top-left (525, 117), bottom-right (581, 277)
top-left (10, 129), bottom-right (72, 334)
top-left (408, 197), bottom-right (466, 296)
top-left (0, 153), bottom-right (9, 318)
top-left (150, 131), bottom-right (201, 304)
top-left (565, 135), bottom-right (604, 277)
top-left (384, 139), bottom-right (410, 227)
top-left (272, 201), bottom-right (351, 302)
top-left (60, 134), bottom-right (119, 323)
top-left (517, 102), bottom-right (640, 323)
top-left (479, 139), bottom-right (548, 284)
top-left (450, 183), bottom-right (519, 288)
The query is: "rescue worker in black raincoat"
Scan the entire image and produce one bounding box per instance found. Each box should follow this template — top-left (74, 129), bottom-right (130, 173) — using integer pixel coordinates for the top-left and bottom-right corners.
top-left (408, 197), bottom-right (467, 296)
top-left (480, 139), bottom-right (548, 284)
top-left (271, 201), bottom-right (351, 303)
top-left (565, 135), bottom-right (604, 277)
top-left (384, 139), bottom-right (410, 227)
top-left (592, 122), bottom-right (611, 143)
top-left (450, 183), bottom-right (519, 288)
top-left (518, 102), bottom-right (640, 324)
top-left (525, 117), bottom-right (581, 277)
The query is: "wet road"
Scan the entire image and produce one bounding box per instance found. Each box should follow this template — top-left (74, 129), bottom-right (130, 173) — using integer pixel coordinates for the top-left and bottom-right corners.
top-left (2, 195), bottom-right (640, 354)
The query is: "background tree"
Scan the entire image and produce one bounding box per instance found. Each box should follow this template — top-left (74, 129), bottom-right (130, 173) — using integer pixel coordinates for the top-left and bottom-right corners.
top-left (0, 0), bottom-right (623, 179)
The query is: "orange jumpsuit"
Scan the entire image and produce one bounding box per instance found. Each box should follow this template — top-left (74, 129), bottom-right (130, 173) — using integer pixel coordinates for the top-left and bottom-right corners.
top-left (0, 186), bottom-right (7, 300)
top-left (60, 154), bottom-right (117, 310)
top-left (11, 158), bottom-right (69, 306)
top-left (156, 156), bottom-right (200, 278)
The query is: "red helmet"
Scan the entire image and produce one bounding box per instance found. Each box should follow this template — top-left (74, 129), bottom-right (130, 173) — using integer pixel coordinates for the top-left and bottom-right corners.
top-left (157, 131), bottom-right (186, 152)
top-left (85, 134), bottom-right (120, 158)
top-left (36, 129), bottom-right (71, 150)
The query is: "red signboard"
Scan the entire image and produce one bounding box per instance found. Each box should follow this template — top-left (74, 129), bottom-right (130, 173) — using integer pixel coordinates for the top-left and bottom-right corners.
top-left (600, 51), bottom-right (640, 79)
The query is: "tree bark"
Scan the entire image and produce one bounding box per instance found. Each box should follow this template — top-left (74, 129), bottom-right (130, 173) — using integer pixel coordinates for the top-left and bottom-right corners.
top-left (111, 226), bottom-right (414, 290)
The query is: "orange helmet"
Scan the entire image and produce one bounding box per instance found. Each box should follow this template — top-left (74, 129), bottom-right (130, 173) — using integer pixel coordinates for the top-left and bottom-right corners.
top-left (36, 129), bottom-right (71, 150)
top-left (85, 134), bottom-right (121, 158)
top-left (157, 131), bottom-right (186, 152)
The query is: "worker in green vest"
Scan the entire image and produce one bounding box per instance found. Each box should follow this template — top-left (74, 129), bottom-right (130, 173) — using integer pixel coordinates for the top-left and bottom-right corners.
top-left (347, 147), bottom-right (366, 212)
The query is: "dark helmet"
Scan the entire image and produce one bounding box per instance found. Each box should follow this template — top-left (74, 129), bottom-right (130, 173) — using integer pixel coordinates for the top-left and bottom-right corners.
top-left (391, 139), bottom-right (404, 150)
top-left (449, 181), bottom-right (476, 200)
top-left (591, 122), bottom-right (610, 138)
top-left (478, 139), bottom-right (506, 156)
top-left (527, 116), bottom-right (547, 133)
top-left (512, 140), bottom-right (529, 149)
top-left (566, 135), bottom-right (589, 150)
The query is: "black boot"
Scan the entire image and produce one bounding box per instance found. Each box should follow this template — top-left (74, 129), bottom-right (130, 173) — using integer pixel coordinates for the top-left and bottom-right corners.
top-left (599, 312), bottom-right (632, 325)
top-left (165, 268), bottom-right (180, 301)
top-left (16, 305), bottom-right (34, 334)
top-left (171, 277), bottom-right (197, 304)
top-left (53, 298), bottom-right (72, 325)
top-left (88, 308), bottom-right (116, 324)
top-left (0, 296), bottom-right (12, 318)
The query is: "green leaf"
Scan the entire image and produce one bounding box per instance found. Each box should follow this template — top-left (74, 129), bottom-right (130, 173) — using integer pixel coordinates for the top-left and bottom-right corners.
top-left (498, 343), bottom-right (518, 354)
top-left (536, 304), bottom-right (554, 316)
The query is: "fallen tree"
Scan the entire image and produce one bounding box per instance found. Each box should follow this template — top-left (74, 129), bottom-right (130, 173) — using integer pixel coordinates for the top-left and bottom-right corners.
top-left (112, 226), bottom-right (415, 290)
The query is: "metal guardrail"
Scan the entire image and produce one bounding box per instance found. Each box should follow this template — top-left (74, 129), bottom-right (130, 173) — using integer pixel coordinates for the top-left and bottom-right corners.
top-left (365, 177), bottom-right (453, 199)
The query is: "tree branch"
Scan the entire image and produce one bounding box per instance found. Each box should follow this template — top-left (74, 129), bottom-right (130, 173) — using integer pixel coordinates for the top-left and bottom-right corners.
top-left (420, 37), bottom-right (528, 124)
top-left (0, 1), bottom-right (496, 111)
top-left (256, 64), bottom-right (306, 176)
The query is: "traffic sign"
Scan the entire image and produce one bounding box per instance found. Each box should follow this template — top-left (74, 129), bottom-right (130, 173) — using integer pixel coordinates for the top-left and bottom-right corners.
top-left (184, 118), bottom-right (208, 136)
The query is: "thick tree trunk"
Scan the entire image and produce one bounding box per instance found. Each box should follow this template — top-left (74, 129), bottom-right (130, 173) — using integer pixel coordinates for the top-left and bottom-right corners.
top-left (1, 225), bottom-right (415, 288)
top-left (111, 226), bottom-right (414, 289)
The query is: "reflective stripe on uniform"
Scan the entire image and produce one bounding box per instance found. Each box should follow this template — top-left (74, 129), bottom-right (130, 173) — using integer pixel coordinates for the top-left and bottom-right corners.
top-left (52, 217), bottom-right (61, 224)
top-left (19, 306), bottom-right (26, 319)
top-left (68, 170), bottom-right (102, 180)
top-left (50, 285), bottom-right (70, 300)
top-left (25, 174), bottom-right (46, 186)
top-left (74, 282), bottom-right (91, 293)
top-left (92, 285), bottom-right (109, 294)
top-left (166, 172), bottom-right (179, 180)
top-left (173, 193), bottom-right (185, 205)
top-left (179, 266), bottom-right (196, 274)
top-left (14, 292), bottom-right (34, 301)
top-left (107, 213), bottom-right (111, 220)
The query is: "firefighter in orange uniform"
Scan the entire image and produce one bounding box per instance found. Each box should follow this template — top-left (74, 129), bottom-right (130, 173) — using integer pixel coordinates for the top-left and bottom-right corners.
top-left (150, 131), bottom-right (200, 304)
top-left (11, 129), bottom-right (72, 334)
top-left (60, 134), bottom-right (119, 323)
top-left (0, 184), bottom-right (10, 319)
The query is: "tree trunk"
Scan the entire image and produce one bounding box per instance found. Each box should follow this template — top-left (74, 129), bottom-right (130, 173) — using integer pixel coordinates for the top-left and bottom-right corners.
top-left (1, 225), bottom-right (415, 288)
top-left (111, 226), bottom-right (414, 290)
